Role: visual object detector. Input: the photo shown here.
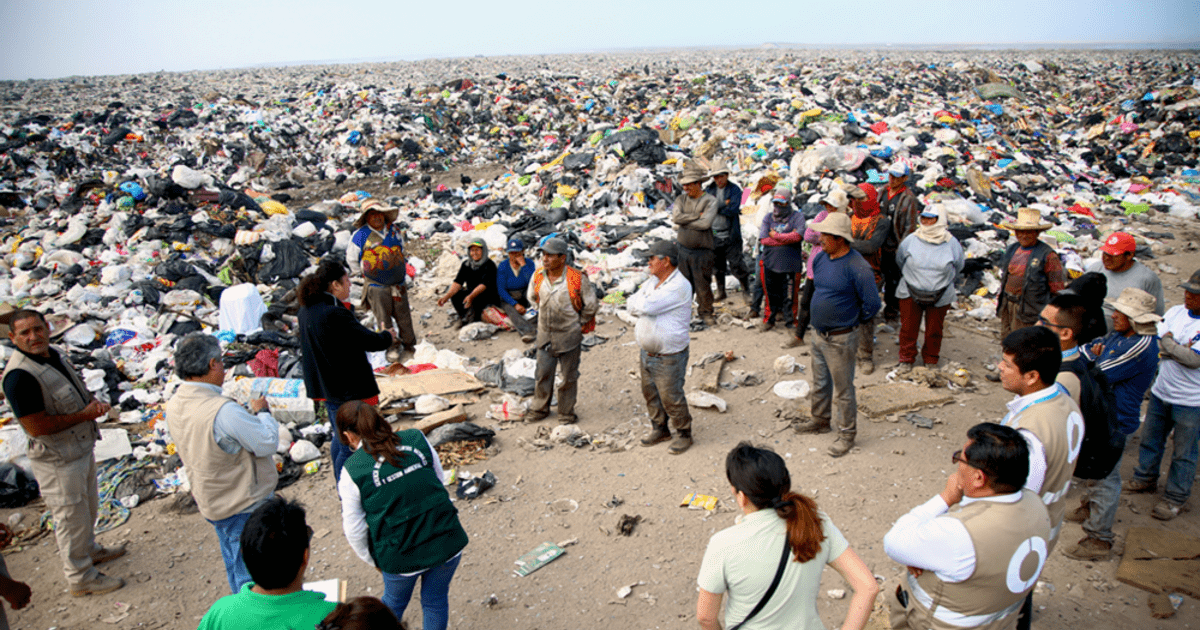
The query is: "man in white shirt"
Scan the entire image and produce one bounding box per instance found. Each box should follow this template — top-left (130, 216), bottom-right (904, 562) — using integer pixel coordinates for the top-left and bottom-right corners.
top-left (1123, 268), bottom-right (1200, 521)
top-left (884, 422), bottom-right (1051, 630)
top-left (630, 241), bottom-right (696, 455)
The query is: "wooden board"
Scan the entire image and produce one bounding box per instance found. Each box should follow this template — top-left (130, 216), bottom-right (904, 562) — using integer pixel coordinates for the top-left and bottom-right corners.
top-left (390, 406), bottom-right (467, 435)
top-left (1115, 526), bottom-right (1200, 598)
top-left (856, 383), bottom-right (956, 418)
top-left (697, 357), bottom-right (726, 393)
top-left (375, 369), bottom-right (484, 400)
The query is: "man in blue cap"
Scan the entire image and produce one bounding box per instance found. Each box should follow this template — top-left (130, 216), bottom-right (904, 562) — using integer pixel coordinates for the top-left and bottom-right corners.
top-left (496, 237), bottom-right (537, 343)
top-left (879, 162), bottom-right (921, 322)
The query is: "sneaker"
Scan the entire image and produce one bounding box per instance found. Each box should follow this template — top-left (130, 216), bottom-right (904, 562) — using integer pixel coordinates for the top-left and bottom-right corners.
top-left (70, 573), bottom-right (125, 597)
top-left (1152, 500), bottom-right (1186, 521)
top-left (792, 419), bottom-right (831, 434)
top-left (1065, 503), bottom-right (1090, 524)
top-left (91, 544), bottom-right (127, 565)
top-left (757, 320), bottom-right (775, 332)
top-left (641, 427), bottom-right (672, 447)
top-left (827, 436), bottom-right (855, 458)
top-left (895, 362), bottom-right (913, 375)
top-left (1063, 536), bottom-right (1112, 561)
top-left (858, 361), bottom-right (875, 375)
top-left (1122, 478), bottom-right (1157, 494)
top-left (781, 336), bottom-right (805, 349)
top-left (668, 434), bottom-right (693, 455)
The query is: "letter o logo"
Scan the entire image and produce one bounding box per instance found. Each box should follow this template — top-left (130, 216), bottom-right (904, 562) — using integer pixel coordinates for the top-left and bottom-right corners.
top-left (1006, 537), bottom-right (1048, 594)
top-left (1066, 411), bottom-right (1085, 463)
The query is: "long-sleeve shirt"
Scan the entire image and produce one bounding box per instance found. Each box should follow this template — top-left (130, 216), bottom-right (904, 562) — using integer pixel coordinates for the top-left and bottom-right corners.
top-left (758, 210), bottom-right (806, 273)
top-left (496, 259), bottom-right (535, 306)
top-left (705, 181), bottom-right (743, 244)
top-left (1152, 306), bottom-right (1200, 407)
top-left (809, 250), bottom-right (881, 333)
top-left (672, 193), bottom-right (718, 250)
top-left (883, 492), bottom-right (1023, 582)
top-left (803, 209), bottom-right (828, 280)
top-left (881, 185), bottom-right (921, 249)
top-left (1001, 386), bottom-right (1063, 495)
top-left (337, 436), bottom-right (445, 569)
top-left (528, 268), bottom-right (599, 354)
top-left (189, 382), bottom-right (281, 457)
top-left (896, 233), bottom-right (966, 308)
top-left (628, 268), bottom-right (693, 355)
top-left (1082, 332), bottom-right (1159, 434)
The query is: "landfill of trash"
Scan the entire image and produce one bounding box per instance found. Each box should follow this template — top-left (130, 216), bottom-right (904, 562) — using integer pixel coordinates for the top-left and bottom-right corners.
top-left (1, 49), bottom-right (1198, 517)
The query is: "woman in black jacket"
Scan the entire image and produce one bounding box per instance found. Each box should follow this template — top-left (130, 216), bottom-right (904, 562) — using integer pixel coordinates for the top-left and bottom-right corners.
top-left (297, 258), bottom-right (394, 484)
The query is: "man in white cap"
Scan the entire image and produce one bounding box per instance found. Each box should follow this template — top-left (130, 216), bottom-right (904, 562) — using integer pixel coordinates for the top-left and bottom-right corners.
top-left (791, 213), bottom-right (881, 457)
top-left (672, 162), bottom-right (719, 326)
top-left (1086, 231), bottom-right (1164, 332)
top-left (1123, 269), bottom-right (1200, 522)
top-left (878, 162), bottom-right (921, 321)
top-left (704, 163), bottom-right (750, 304)
top-left (1062, 288), bottom-right (1160, 560)
top-left (345, 200), bottom-right (416, 356)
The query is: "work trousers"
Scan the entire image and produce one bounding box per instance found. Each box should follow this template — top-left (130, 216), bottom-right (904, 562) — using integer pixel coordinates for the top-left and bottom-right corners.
top-left (500, 291), bottom-right (537, 336)
top-left (763, 269), bottom-right (802, 327)
top-left (811, 328), bottom-right (860, 438)
top-left (677, 245), bottom-right (714, 317)
top-left (530, 344), bottom-right (582, 421)
top-left (713, 239), bottom-right (750, 295)
top-left (30, 452), bottom-right (102, 586)
top-left (366, 284), bottom-right (417, 348)
top-left (897, 298), bottom-right (950, 365)
top-left (640, 348), bottom-right (692, 435)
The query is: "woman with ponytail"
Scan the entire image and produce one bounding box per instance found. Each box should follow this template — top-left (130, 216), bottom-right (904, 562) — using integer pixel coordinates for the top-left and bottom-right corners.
top-left (696, 442), bottom-right (878, 630)
top-left (297, 258), bottom-right (395, 485)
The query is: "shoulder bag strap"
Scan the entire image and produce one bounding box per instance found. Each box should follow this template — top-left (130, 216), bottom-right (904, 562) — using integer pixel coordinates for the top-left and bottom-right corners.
top-left (728, 540), bottom-right (791, 630)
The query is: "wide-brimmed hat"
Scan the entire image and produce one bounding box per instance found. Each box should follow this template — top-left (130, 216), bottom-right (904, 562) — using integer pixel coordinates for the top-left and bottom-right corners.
top-left (1109, 287), bottom-right (1162, 324)
top-left (354, 199), bottom-right (399, 229)
top-left (1002, 207), bottom-right (1051, 231)
top-left (822, 187), bottom-right (849, 212)
top-left (810, 212), bottom-right (855, 242)
top-left (708, 161), bottom-right (731, 177)
top-left (1181, 268), bottom-right (1200, 294)
top-left (679, 162), bottom-right (710, 185)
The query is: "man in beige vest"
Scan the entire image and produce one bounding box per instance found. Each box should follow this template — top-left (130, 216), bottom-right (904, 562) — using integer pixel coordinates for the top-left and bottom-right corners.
top-left (884, 423), bottom-right (1051, 630)
top-left (1, 310), bottom-right (126, 596)
top-left (996, 326), bottom-right (1084, 630)
top-left (166, 333), bottom-right (279, 594)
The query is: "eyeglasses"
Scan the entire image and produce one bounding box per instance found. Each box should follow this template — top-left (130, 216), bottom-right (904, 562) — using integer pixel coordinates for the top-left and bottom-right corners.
top-left (951, 449), bottom-right (974, 467)
top-left (1037, 316), bottom-right (1066, 329)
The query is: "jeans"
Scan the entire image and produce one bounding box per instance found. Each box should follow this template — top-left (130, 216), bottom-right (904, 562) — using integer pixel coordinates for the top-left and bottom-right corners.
top-left (811, 328), bottom-right (860, 437)
top-left (897, 298), bottom-right (950, 365)
top-left (208, 509), bottom-right (257, 593)
top-left (640, 348), bottom-right (693, 435)
top-left (326, 401), bottom-right (351, 486)
top-left (1079, 442), bottom-right (1124, 543)
top-left (382, 553), bottom-right (462, 630)
top-left (1131, 394), bottom-right (1200, 505)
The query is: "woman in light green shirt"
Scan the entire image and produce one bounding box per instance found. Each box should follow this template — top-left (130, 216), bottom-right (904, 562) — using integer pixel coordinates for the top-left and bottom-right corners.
top-left (696, 443), bottom-right (879, 630)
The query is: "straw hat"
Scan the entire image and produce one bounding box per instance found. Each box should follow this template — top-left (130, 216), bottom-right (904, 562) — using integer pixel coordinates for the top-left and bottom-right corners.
top-left (353, 199), bottom-right (399, 229)
top-left (1108, 287), bottom-right (1162, 324)
top-left (708, 161), bottom-right (731, 177)
top-left (810, 212), bottom-right (855, 242)
top-left (679, 162), bottom-right (711, 185)
top-left (1002, 207), bottom-right (1051, 231)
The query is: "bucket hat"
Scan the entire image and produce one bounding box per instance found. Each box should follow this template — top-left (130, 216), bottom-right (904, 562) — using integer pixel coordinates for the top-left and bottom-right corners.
top-left (810, 212), bottom-right (855, 242)
top-left (1109, 287), bottom-right (1162, 324)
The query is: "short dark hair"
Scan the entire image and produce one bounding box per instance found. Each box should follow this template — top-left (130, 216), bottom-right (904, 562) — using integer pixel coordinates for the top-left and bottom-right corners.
top-left (318, 597), bottom-right (402, 630)
top-left (240, 497), bottom-right (310, 590)
top-left (1002, 326), bottom-right (1061, 387)
top-left (965, 423), bottom-right (1030, 494)
top-left (1046, 292), bottom-right (1086, 338)
top-left (8, 309), bottom-right (46, 329)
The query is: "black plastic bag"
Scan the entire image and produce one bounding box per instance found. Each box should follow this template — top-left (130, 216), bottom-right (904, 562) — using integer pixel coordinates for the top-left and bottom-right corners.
top-left (427, 421), bottom-right (495, 448)
top-left (257, 239), bottom-right (310, 284)
top-left (0, 464), bottom-right (39, 508)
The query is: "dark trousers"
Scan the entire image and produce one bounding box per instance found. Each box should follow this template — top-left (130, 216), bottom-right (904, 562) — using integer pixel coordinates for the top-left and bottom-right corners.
top-left (763, 268), bottom-right (802, 326)
top-left (530, 345), bottom-right (582, 420)
top-left (881, 249), bottom-right (901, 319)
top-left (795, 279), bottom-right (815, 340)
top-left (451, 291), bottom-right (487, 324)
top-left (677, 245), bottom-right (715, 317)
top-left (713, 239), bottom-right (750, 294)
top-left (750, 257), bottom-right (765, 315)
top-left (640, 348), bottom-right (692, 435)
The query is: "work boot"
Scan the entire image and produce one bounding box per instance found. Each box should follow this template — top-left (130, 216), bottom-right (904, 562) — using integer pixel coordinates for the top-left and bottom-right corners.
top-left (558, 414), bottom-right (578, 425)
top-left (641, 426), bottom-right (672, 447)
top-left (70, 573), bottom-right (125, 597)
top-left (668, 432), bottom-right (693, 455)
top-left (757, 319), bottom-right (775, 332)
top-left (525, 410), bottom-right (549, 423)
top-left (781, 336), bottom-right (804, 349)
top-left (895, 362), bottom-right (913, 375)
top-left (792, 418), bottom-right (831, 434)
top-left (1122, 477), bottom-right (1157, 494)
top-left (858, 360), bottom-right (875, 375)
top-left (1152, 500), bottom-right (1186, 521)
top-left (1063, 536), bottom-right (1112, 561)
top-left (1065, 502), bottom-right (1090, 524)
top-left (827, 435), bottom-right (855, 458)
top-left (702, 315), bottom-right (718, 327)
top-left (91, 544), bottom-right (127, 565)
top-left (521, 333), bottom-right (536, 343)
top-left (748, 308), bottom-right (760, 320)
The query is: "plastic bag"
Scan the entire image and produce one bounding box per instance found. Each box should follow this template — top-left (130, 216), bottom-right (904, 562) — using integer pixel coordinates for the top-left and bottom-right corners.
top-left (459, 322), bottom-right (499, 342)
top-left (686, 390), bottom-right (728, 413)
top-left (486, 393), bottom-right (528, 421)
top-left (427, 421), bottom-right (496, 448)
top-left (481, 306), bottom-right (514, 331)
top-left (0, 463), bottom-right (39, 508)
top-left (219, 283), bottom-right (267, 334)
top-left (773, 380), bottom-right (811, 400)
top-left (257, 239), bottom-right (310, 283)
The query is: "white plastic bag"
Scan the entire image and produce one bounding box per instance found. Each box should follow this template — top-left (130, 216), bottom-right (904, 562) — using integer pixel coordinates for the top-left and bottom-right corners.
top-left (773, 380), bottom-right (811, 400)
top-left (219, 283), bottom-right (268, 334)
top-left (686, 390), bottom-right (728, 413)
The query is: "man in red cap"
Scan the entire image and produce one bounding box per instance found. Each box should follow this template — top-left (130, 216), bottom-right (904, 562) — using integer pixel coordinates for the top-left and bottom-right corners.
top-left (1087, 231), bottom-right (1163, 332)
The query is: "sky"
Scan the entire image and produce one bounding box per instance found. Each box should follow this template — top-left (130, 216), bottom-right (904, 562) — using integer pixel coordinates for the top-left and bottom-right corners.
top-left (1, 0), bottom-right (1197, 80)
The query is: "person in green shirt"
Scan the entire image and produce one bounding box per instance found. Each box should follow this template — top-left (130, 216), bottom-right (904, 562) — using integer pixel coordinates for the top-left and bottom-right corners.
top-left (197, 497), bottom-right (336, 630)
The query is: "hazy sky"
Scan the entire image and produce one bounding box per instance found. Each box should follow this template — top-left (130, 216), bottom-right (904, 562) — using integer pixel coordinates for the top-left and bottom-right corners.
top-left (1, 0), bottom-right (1197, 80)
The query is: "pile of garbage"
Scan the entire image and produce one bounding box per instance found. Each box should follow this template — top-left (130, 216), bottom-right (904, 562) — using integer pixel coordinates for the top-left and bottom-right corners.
top-left (1, 49), bottom-right (1198, 507)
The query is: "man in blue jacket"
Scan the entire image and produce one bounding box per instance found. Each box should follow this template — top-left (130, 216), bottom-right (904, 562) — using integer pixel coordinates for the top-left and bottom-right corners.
top-left (704, 163), bottom-right (749, 304)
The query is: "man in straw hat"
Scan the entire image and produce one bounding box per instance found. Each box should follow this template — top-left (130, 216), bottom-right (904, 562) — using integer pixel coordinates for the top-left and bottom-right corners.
top-left (1087, 231), bottom-right (1164, 333)
top-left (1123, 269), bottom-right (1200, 522)
top-left (997, 208), bottom-right (1067, 339)
top-left (672, 161), bottom-right (719, 326)
top-left (791, 212), bottom-right (881, 458)
top-left (1061, 287), bottom-right (1160, 560)
top-left (704, 162), bottom-right (750, 304)
top-left (346, 200), bottom-right (416, 357)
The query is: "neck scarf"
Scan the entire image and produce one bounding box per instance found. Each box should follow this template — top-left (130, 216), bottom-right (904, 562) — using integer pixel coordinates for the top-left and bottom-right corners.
top-left (915, 206), bottom-right (952, 245)
top-left (772, 202), bottom-right (792, 223)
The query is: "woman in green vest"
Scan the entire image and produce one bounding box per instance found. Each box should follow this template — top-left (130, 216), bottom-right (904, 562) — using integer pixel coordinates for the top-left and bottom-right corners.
top-left (335, 401), bottom-right (468, 629)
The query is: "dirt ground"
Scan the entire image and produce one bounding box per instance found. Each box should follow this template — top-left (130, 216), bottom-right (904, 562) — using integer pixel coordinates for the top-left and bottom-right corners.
top-left (5, 219), bottom-right (1200, 630)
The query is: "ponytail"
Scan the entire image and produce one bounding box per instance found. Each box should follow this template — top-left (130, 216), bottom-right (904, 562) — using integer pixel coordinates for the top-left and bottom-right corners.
top-left (773, 491), bottom-right (825, 563)
top-left (726, 441), bottom-right (826, 564)
top-left (298, 258), bottom-right (347, 307)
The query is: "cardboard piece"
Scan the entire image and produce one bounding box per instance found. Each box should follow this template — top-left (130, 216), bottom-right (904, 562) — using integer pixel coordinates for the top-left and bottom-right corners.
top-left (856, 383), bottom-right (955, 418)
top-left (390, 405), bottom-right (468, 434)
top-left (514, 542), bottom-right (565, 577)
top-left (376, 369), bottom-right (483, 401)
top-left (1115, 527), bottom-right (1200, 599)
top-left (94, 428), bottom-right (133, 462)
top-left (303, 578), bottom-right (344, 603)
top-left (697, 356), bottom-right (727, 393)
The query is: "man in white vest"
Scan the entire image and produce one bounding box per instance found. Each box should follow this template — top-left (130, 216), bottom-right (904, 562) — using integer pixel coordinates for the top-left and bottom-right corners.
top-left (1, 310), bottom-right (126, 597)
top-left (166, 333), bottom-right (279, 594)
top-left (884, 422), bottom-right (1051, 630)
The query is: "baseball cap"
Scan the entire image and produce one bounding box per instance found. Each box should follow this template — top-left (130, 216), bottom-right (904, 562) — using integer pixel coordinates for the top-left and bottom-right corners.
top-left (888, 162), bottom-right (911, 177)
top-left (1099, 232), bottom-right (1136, 256)
top-left (506, 238), bottom-right (525, 253)
top-left (919, 208), bottom-right (939, 218)
top-left (772, 190), bottom-right (791, 204)
top-left (648, 240), bottom-right (677, 260)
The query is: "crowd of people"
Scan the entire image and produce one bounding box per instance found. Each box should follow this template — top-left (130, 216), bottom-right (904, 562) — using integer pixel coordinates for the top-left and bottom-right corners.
top-left (3, 157), bottom-right (1199, 630)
